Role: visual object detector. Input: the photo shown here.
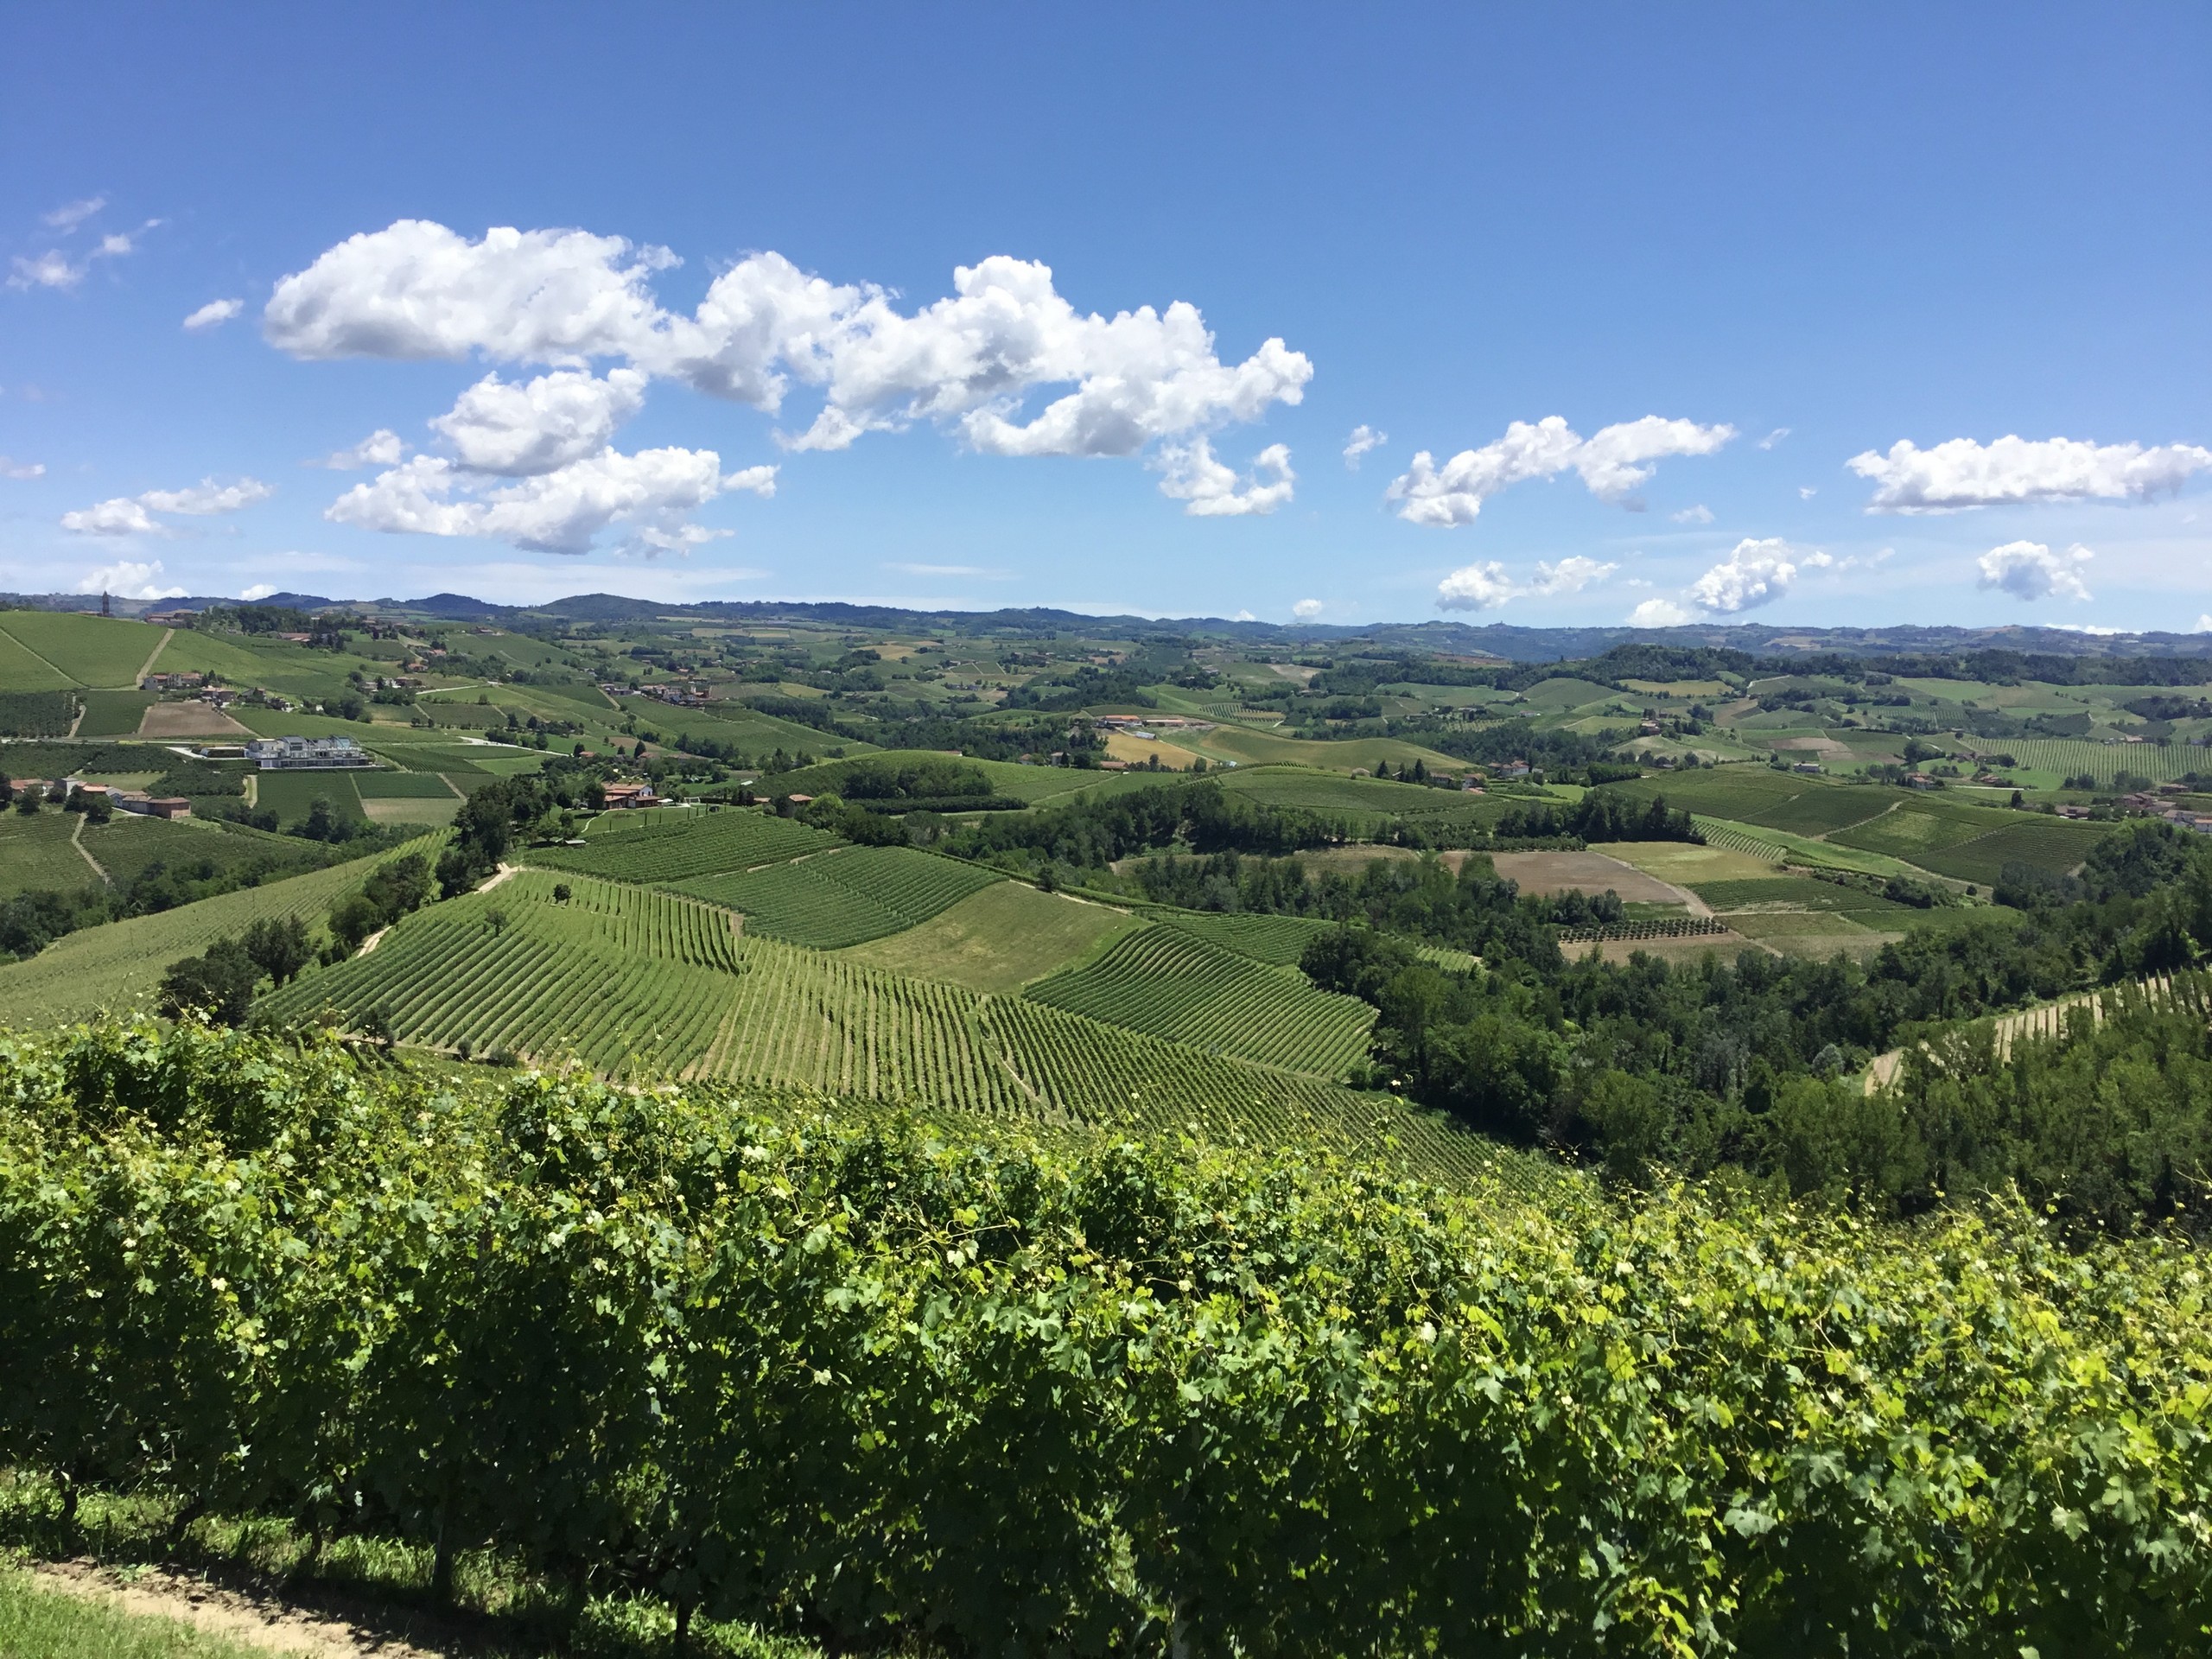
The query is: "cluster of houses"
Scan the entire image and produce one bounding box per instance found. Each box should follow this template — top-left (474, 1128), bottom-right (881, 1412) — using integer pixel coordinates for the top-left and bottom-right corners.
top-left (241, 735), bottom-right (376, 770)
top-left (10, 779), bottom-right (194, 818)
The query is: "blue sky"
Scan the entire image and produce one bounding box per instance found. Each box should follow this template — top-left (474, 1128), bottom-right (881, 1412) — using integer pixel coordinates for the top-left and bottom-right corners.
top-left (3, 2), bottom-right (2208, 627)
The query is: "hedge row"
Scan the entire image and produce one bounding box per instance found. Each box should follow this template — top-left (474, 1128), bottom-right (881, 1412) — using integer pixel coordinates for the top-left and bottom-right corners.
top-left (2, 1020), bottom-right (2209, 1656)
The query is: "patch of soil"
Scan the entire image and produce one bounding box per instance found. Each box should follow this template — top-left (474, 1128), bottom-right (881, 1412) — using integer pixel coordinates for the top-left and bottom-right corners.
top-left (138, 702), bottom-right (254, 738)
top-left (1491, 850), bottom-right (1705, 911)
top-left (29, 1559), bottom-right (459, 1657)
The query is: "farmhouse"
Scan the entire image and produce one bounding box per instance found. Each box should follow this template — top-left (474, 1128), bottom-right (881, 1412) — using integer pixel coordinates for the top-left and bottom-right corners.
top-left (601, 782), bottom-right (658, 808)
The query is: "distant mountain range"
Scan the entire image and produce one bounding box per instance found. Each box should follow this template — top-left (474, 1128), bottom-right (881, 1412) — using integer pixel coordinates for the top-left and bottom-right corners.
top-left (7, 588), bottom-right (2210, 662)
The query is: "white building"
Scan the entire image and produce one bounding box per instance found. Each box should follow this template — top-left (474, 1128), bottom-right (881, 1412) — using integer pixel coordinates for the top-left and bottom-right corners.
top-left (245, 735), bottom-right (377, 770)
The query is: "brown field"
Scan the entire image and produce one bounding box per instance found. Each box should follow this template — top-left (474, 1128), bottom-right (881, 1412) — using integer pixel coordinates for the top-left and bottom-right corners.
top-left (1105, 731), bottom-right (1205, 768)
top-left (1585, 932), bottom-right (1758, 966)
top-left (137, 701), bottom-right (252, 737)
top-left (1492, 850), bottom-right (1701, 910)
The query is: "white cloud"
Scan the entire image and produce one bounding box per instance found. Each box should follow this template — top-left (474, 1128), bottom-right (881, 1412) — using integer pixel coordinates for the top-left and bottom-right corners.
top-left (883, 563), bottom-right (1011, 579)
top-left (1687, 537), bottom-right (1800, 613)
top-left (138, 477), bottom-right (274, 515)
top-left (240, 583), bottom-right (278, 601)
top-left (1343, 424), bottom-right (1386, 468)
top-left (2196, 614), bottom-right (2212, 632)
top-left (1628, 598), bottom-right (1692, 626)
top-left (1670, 504), bottom-right (1713, 524)
top-left (1292, 598), bottom-right (1325, 619)
top-left (60, 476), bottom-right (273, 535)
top-left (430, 368), bottom-right (647, 474)
top-left (1758, 428), bottom-right (1790, 450)
top-left (327, 448), bottom-right (771, 555)
top-left (1975, 539), bottom-right (2093, 602)
top-left (75, 559), bottom-right (184, 600)
top-left (1798, 486), bottom-right (1817, 499)
top-left (1849, 435), bottom-right (2212, 512)
top-left (1436, 554), bottom-right (1617, 611)
top-left (43, 196), bottom-right (106, 231)
top-left (1154, 439), bottom-right (1294, 517)
top-left (313, 429), bottom-right (406, 470)
top-left (0, 455), bottom-right (43, 480)
top-left (7, 219), bottom-right (154, 291)
top-left (8, 251), bottom-right (83, 290)
top-left (60, 498), bottom-right (160, 535)
top-left (264, 222), bottom-right (1309, 478)
top-left (1386, 414), bottom-right (1734, 526)
top-left (2052, 623), bottom-right (2122, 637)
top-left (182, 297), bottom-right (245, 331)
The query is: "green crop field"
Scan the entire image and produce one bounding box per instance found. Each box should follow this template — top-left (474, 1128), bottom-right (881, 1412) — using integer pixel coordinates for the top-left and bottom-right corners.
top-left (1914, 818), bottom-right (2114, 885)
top-left (1025, 923), bottom-right (1374, 1077)
top-left (80, 814), bottom-right (335, 892)
top-left (533, 806), bottom-right (836, 882)
top-left (0, 612), bottom-right (165, 688)
top-left (836, 880), bottom-right (1138, 992)
top-left (0, 690), bottom-right (79, 738)
top-left (0, 627), bottom-right (76, 692)
top-left (0, 811), bottom-right (102, 899)
top-left (1826, 800), bottom-right (2015, 860)
top-left (257, 868), bottom-right (1512, 1187)
top-left (0, 835), bottom-right (442, 1024)
top-left (350, 771), bottom-right (460, 798)
top-left (1217, 765), bottom-right (1462, 815)
top-left (675, 845), bottom-right (1005, 947)
top-left (73, 689), bottom-right (153, 736)
top-left (251, 769), bottom-right (370, 827)
top-left (2005, 737), bottom-right (2201, 787)
top-left (1149, 907), bottom-right (1335, 964)
top-left (1737, 784), bottom-right (1894, 836)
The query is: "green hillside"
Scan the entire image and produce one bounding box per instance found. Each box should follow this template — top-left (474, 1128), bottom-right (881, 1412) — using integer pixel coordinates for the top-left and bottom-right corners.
top-left (257, 869), bottom-right (1504, 1185)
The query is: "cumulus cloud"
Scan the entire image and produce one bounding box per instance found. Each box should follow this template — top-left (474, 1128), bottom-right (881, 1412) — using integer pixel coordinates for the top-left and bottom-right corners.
top-left (43, 196), bottom-right (106, 231)
top-left (1849, 435), bottom-right (2212, 512)
top-left (327, 448), bottom-right (773, 556)
top-left (1976, 539), bottom-right (2094, 602)
top-left (1292, 598), bottom-right (1325, 619)
top-left (240, 583), bottom-right (278, 601)
top-left (431, 368), bottom-right (647, 475)
top-left (60, 476), bottom-right (273, 534)
top-left (1687, 537), bottom-right (1800, 613)
top-left (0, 455), bottom-right (43, 480)
top-left (264, 222), bottom-right (1310, 479)
top-left (74, 559), bottom-right (184, 600)
top-left (313, 429), bottom-right (406, 470)
top-left (182, 297), bottom-right (245, 331)
top-left (1154, 439), bottom-right (1294, 517)
top-left (1436, 554), bottom-right (1617, 611)
top-left (60, 498), bottom-right (160, 536)
top-left (1342, 424), bottom-right (1386, 468)
top-left (1386, 414), bottom-right (1734, 526)
top-left (1628, 598), bottom-right (1693, 626)
top-left (1670, 504), bottom-right (1713, 524)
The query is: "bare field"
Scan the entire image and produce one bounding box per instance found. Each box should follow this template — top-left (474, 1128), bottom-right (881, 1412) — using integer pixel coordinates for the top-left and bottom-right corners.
top-left (1595, 840), bottom-right (1779, 886)
top-left (1492, 849), bottom-right (1700, 909)
top-left (1587, 932), bottom-right (1756, 966)
top-left (138, 700), bottom-right (253, 737)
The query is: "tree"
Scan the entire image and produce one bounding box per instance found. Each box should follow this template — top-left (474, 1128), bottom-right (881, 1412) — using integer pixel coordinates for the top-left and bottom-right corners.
top-left (0, 777), bottom-right (11, 808)
top-left (159, 938), bottom-right (259, 1027)
top-left (552, 883), bottom-right (572, 904)
top-left (240, 915), bottom-right (312, 986)
top-left (14, 790), bottom-right (38, 816)
top-left (328, 893), bottom-right (385, 954)
top-left (301, 798), bottom-right (345, 842)
top-left (82, 791), bottom-right (111, 825)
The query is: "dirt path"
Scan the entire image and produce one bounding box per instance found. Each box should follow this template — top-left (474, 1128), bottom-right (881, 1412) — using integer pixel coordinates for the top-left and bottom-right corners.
top-left (135, 626), bottom-right (175, 686)
top-left (26, 1559), bottom-right (454, 1658)
top-left (476, 861), bottom-right (519, 893)
top-left (69, 814), bottom-right (108, 884)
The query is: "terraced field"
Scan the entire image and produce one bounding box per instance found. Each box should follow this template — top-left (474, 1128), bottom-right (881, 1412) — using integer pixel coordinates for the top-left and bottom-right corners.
top-left (258, 869), bottom-right (1538, 1192)
top-left (0, 835), bottom-right (442, 1025)
top-left (1025, 923), bottom-right (1374, 1077)
top-left (534, 807), bottom-right (837, 881)
top-left (675, 845), bottom-right (1004, 946)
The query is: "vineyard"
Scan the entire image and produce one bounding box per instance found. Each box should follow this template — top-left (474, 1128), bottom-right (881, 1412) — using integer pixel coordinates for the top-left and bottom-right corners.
top-left (1147, 906), bottom-right (1334, 964)
top-left (1915, 817), bottom-right (2113, 884)
top-left (255, 870), bottom-right (1516, 1188)
top-left (1555, 915), bottom-right (1730, 944)
top-left (3, 1022), bottom-right (2204, 1655)
top-left (0, 835), bottom-right (444, 1026)
top-left (672, 845), bottom-right (1005, 946)
top-left (2007, 734), bottom-right (2205, 786)
top-left (530, 806), bottom-right (836, 882)
top-left (1025, 923), bottom-right (1375, 1077)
